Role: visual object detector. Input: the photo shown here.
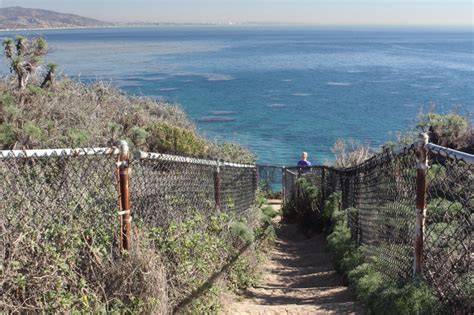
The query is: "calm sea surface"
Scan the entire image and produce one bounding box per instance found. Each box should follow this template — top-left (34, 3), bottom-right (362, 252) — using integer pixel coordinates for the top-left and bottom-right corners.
top-left (1, 27), bottom-right (473, 165)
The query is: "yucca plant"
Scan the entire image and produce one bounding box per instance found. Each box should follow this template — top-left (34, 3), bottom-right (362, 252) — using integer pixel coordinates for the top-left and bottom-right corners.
top-left (2, 36), bottom-right (51, 90)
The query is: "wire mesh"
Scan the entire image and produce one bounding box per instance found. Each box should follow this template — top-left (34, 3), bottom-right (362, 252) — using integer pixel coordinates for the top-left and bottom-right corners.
top-left (343, 146), bottom-right (417, 281)
top-left (282, 142), bottom-right (473, 312)
top-left (130, 153), bottom-right (258, 229)
top-left (221, 164), bottom-right (258, 219)
top-left (1, 147), bottom-right (259, 309)
top-left (257, 165), bottom-right (283, 193)
top-left (0, 150), bottom-right (120, 306)
top-left (424, 148), bottom-right (473, 312)
top-left (130, 156), bottom-right (216, 229)
top-left (282, 168), bottom-right (298, 203)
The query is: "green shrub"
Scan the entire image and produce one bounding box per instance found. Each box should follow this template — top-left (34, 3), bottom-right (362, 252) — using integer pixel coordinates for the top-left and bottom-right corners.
top-left (129, 126), bottom-right (149, 146)
top-left (282, 198), bottom-right (297, 221)
top-left (339, 248), bottom-right (365, 275)
top-left (397, 281), bottom-right (441, 314)
top-left (427, 198), bottom-right (464, 223)
top-left (186, 285), bottom-right (223, 314)
top-left (284, 178), bottom-right (322, 228)
top-left (367, 281), bottom-right (441, 315)
top-left (146, 122), bottom-right (208, 157)
top-left (427, 163), bottom-right (447, 184)
top-left (261, 205), bottom-right (277, 219)
top-left (347, 263), bottom-right (373, 286)
top-left (322, 192), bottom-right (342, 223)
top-left (66, 129), bottom-right (90, 147)
top-left (230, 221), bottom-right (255, 244)
top-left (327, 221), bottom-right (352, 262)
top-left (228, 255), bottom-right (258, 291)
top-left (418, 113), bottom-right (471, 149)
top-left (23, 121), bottom-right (43, 143)
top-left (0, 122), bottom-right (17, 147)
top-left (256, 191), bottom-right (267, 208)
top-left (3, 104), bottom-right (22, 121)
top-left (354, 269), bottom-right (384, 304)
top-left (327, 212), bottom-right (442, 315)
top-left (0, 91), bottom-right (15, 107)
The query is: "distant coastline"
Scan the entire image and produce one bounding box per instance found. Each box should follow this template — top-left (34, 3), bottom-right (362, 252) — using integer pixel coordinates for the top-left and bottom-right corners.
top-left (1, 23), bottom-right (471, 33)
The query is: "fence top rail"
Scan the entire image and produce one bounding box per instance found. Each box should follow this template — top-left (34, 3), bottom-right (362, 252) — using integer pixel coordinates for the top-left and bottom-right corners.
top-left (427, 143), bottom-right (474, 164)
top-left (0, 147), bottom-right (256, 168)
top-left (284, 169), bottom-right (299, 176)
top-left (0, 147), bottom-right (120, 159)
top-left (284, 165), bottom-right (339, 172)
top-left (137, 151), bottom-right (256, 168)
top-left (257, 164), bottom-right (284, 168)
top-left (282, 142), bottom-right (473, 172)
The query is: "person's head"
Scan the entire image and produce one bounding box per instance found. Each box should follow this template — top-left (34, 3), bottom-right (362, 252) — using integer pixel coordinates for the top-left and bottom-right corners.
top-left (301, 152), bottom-right (308, 160)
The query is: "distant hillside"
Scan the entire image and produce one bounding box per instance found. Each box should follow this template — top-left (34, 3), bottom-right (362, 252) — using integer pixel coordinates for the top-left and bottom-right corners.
top-left (0, 6), bottom-right (110, 30)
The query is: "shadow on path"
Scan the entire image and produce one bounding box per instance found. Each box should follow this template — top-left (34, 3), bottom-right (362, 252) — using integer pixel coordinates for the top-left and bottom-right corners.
top-left (223, 214), bottom-right (360, 314)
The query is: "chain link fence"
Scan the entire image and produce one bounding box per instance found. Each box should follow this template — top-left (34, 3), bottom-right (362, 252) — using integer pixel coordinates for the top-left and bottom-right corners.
top-left (0, 145), bottom-right (258, 310)
top-left (257, 165), bottom-right (283, 196)
top-left (283, 140), bottom-right (472, 312)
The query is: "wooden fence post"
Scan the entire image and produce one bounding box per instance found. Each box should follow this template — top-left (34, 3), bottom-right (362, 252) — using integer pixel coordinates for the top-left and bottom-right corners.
top-left (117, 140), bottom-right (132, 251)
top-left (214, 161), bottom-right (221, 210)
top-left (414, 133), bottom-right (429, 277)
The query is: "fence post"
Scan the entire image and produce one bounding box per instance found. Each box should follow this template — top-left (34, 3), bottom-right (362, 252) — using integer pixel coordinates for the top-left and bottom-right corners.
top-left (282, 167), bottom-right (286, 202)
top-left (117, 140), bottom-right (132, 252)
top-left (253, 165), bottom-right (259, 197)
top-left (214, 161), bottom-right (221, 210)
top-left (321, 166), bottom-right (326, 209)
top-left (414, 132), bottom-right (428, 277)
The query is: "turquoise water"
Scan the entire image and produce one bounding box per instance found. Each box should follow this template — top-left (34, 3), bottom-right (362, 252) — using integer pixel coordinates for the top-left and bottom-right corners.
top-left (1, 27), bottom-right (473, 165)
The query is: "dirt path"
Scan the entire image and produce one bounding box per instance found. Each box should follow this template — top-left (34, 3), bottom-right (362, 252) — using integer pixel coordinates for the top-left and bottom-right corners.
top-left (223, 200), bottom-right (360, 315)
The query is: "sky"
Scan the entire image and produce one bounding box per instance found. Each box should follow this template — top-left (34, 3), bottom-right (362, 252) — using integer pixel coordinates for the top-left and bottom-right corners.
top-left (1, 0), bottom-right (473, 26)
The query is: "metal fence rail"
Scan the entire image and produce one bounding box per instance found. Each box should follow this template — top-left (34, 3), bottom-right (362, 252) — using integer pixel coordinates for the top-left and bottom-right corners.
top-left (282, 136), bottom-right (473, 312)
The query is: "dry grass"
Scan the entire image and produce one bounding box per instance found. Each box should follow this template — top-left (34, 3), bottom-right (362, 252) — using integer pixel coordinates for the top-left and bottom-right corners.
top-left (331, 139), bottom-right (374, 168)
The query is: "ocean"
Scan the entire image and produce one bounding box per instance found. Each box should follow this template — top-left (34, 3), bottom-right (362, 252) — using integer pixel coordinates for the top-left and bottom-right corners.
top-left (1, 26), bottom-right (473, 165)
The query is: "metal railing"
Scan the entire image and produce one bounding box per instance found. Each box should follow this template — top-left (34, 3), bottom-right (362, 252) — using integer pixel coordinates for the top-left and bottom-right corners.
top-left (1, 142), bottom-right (258, 252)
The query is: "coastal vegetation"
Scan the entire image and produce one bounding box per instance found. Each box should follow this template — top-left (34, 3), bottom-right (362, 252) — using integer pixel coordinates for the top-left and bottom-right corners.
top-left (330, 110), bottom-right (473, 168)
top-left (1, 37), bottom-right (265, 313)
top-left (1, 188), bottom-right (275, 313)
top-left (324, 193), bottom-right (442, 314)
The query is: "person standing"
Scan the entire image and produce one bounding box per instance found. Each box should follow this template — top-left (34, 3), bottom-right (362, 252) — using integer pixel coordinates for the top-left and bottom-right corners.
top-left (297, 152), bottom-right (312, 167)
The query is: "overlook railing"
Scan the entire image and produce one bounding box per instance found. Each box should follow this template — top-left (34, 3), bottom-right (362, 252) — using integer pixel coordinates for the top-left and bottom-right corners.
top-left (282, 136), bottom-right (473, 313)
top-left (1, 142), bottom-right (258, 253)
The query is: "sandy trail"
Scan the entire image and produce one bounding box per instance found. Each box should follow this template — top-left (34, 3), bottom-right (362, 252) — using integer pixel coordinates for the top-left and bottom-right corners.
top-left (223, 200), bottom-right (360, 315)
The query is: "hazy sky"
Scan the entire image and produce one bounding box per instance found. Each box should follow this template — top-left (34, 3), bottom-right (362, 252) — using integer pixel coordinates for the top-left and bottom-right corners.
top-left (1, 0), bottom-right (473, 26)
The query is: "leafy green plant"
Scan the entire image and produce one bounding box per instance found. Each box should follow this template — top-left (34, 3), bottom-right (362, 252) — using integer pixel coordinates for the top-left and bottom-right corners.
top-left (228, 255), bottom-right (258, 291)
top-left (327, 220), bottom-right (352, 262)
top-left (322, 192), bottom-right (342, 223)
top-left (230, 221), bottom-right (255, 244)
top-left (427, 198), bottom-right (464, 223)
top-left (326, 205), bottom-right (442, 314)
top-left (3, 36), bottom-right (50, 89)
top-left (146, 122), bottom-right (208, 157)
top-left (284, 177), bottom-right (323, 229)
top-left (0, 122), bottom-right (17, 147)
top-left (261, 205), bottom-right (277, 219)
top-left (23, 121), bottom-right (43, 143)
top-left (67, 129), bottom-right (90, 147)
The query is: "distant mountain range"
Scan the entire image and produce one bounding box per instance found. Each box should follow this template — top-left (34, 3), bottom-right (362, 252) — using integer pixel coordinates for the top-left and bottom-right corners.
top-left (0, 7), bottom-right (110, 30)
